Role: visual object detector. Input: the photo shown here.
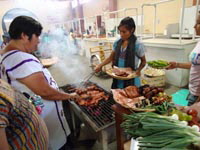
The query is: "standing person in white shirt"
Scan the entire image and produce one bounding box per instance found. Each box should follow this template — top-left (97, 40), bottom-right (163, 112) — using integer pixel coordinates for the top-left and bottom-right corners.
top-left (0, 15), bottom-right (79, 150)
top-left (167, 13), bottom-right (200, 106)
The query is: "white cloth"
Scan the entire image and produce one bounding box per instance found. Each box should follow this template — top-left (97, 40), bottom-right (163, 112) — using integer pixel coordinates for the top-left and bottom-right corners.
top-left (0, 50), bottom-right (70, 150)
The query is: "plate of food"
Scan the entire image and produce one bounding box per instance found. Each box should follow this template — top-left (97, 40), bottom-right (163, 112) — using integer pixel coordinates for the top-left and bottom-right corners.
top-left (111, 86), bottom-right (155, 112)
top-left (106, 66), bottom-right (137, 80)
top-left (147, 60), bottom-right (169, 69)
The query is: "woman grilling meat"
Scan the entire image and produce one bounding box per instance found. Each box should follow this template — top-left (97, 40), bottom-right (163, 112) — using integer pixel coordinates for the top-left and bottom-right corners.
top-left (95, 17), bottom-right (146, 89)
top-left (0, 16), bottom-right (79, 150)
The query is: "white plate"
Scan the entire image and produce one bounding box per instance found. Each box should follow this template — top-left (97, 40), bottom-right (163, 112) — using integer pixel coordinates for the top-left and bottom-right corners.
top-left (106, 68), bottom-right (137, 80)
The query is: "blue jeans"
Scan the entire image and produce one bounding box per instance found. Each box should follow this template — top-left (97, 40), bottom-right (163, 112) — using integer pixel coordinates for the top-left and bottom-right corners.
top-left (186, 92), bottom-right (199, 106)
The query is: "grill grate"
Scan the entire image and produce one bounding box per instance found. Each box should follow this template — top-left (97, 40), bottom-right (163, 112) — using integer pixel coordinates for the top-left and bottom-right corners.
top-left (60, 81), bottom-right (115, 131)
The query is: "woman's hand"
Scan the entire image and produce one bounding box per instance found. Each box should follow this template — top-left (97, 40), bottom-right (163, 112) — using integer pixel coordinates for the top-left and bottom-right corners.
top-left (94, 65), bottom-right (102, 73)
top-left (166, 62), bottom-right (191, 70)
top-left (135, 70), bottom-right (141, 76)
top-left (165, 62), bottom-right (177, 70)
top-left (178, 102), bottom-right (200, 119)
top-left (69, 93), bottom-right (80, 100)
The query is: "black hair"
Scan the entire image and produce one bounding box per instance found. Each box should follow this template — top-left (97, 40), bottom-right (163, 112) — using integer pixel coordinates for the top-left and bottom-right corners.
top-left (70, 28), bottom-right (74, 33)
top-left (118, 17), bottom-right (136, 33)
top-left (9, 16), bottom-right (43, 40)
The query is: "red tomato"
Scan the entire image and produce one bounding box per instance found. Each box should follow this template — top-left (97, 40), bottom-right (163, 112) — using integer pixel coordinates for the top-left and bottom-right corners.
top-left (187, 109), bottom-right (198, 117)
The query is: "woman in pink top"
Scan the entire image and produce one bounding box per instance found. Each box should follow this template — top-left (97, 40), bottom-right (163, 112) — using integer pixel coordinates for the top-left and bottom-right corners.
top-left (167, 13), bottom-right (200, 106)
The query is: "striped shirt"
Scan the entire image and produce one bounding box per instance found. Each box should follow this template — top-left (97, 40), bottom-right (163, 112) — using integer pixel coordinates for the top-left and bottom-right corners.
top-left (0, 79), bottom-right (48, 149)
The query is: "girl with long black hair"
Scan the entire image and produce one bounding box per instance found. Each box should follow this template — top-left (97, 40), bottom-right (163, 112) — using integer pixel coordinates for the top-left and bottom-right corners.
top-left (95, 17), bottom-right (146, 89)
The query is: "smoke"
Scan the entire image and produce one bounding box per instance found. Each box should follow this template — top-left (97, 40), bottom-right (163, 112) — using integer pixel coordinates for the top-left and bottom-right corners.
top-left (50, 54), bottom-right (92, 86)
top-left (36, 26), bottom-right (92, 85)
top-left (11, 0), bottom-right (91, 84)
top-left (37, 27), bottom-right (79, 58)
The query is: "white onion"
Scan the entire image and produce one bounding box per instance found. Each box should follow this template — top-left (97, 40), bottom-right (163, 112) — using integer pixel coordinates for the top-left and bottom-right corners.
top-left (171, 114), bottom-right (179, 120)
top-left (191, 125), bottom-right (200, 132)
top-left (180, 121), bottom-right (188, 126)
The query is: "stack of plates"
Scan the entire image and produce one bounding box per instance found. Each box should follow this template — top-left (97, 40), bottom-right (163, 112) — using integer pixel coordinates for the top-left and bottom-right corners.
top-left (143, 68), bottom-right (165, 77)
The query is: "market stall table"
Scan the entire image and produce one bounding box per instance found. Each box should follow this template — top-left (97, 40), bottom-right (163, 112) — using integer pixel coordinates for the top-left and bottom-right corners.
top-left (111, 103), bottom-right (132, 150)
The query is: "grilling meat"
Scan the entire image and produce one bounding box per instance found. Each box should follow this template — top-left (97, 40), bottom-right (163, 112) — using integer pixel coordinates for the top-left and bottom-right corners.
top-left (76, 89), bottom-right (87, 95)
top-left (80, 94), bottom-right (91, 100)
top-left (87, 85), bottom-right (100, 91)
top-left (71, 85), bottom-right (109, 106)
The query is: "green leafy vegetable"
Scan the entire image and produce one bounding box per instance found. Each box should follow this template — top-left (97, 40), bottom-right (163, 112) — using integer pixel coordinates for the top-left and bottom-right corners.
top-left (122, 112), bottom-right (200, 149)
top-left (147, 60), bottom-right (169, 69)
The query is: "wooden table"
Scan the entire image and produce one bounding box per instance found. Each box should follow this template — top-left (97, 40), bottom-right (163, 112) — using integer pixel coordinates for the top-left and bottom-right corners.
top-left (111, 104), bottom-right (132, 150)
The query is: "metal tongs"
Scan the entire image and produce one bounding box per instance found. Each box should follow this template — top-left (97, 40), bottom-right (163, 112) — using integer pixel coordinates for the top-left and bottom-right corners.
top-left (83, 71), bottom-right (95, 82)
top-left (78, 72), bottom-right (95, 88)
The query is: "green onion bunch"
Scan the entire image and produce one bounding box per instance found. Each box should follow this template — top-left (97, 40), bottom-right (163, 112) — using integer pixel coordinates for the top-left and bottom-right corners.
top-left (122, 112), bottom-right (200, 149)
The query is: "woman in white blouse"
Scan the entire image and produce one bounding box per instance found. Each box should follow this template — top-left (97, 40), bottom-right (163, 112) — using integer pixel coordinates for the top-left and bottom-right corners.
top-left (0, 16), bottom-right (79, 150)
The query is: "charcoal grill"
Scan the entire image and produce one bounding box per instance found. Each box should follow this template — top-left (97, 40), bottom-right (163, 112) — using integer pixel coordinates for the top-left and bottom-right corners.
top-left (60, 81), bottom-right (116, 150)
